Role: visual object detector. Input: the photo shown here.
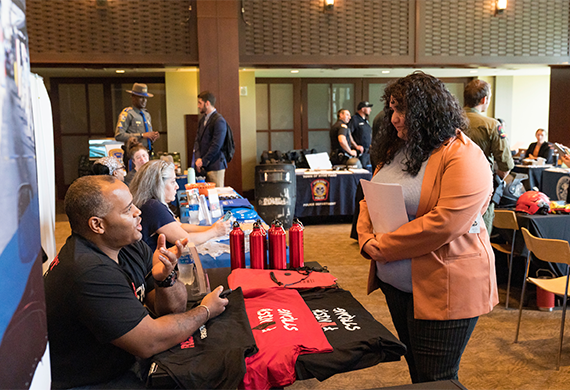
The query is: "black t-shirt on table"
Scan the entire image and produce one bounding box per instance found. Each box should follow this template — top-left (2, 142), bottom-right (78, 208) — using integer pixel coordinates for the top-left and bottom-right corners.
top-left (44, 233), bottom-right (154, 388)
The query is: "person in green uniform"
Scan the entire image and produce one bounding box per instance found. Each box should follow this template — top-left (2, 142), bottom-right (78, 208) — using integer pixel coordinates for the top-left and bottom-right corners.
top-left (463, 79), bottom-right (514, 234)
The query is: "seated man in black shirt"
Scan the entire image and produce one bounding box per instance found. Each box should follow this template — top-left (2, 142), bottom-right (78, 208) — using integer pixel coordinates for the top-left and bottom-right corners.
top-left (44, 175), bottom-right (228, 389)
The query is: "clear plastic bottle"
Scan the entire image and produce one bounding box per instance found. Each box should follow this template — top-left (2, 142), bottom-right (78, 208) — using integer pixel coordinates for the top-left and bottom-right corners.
top-left (177, 245), bottom-right (196, 285)
top-left (188, 189), bottom-right (200, 225)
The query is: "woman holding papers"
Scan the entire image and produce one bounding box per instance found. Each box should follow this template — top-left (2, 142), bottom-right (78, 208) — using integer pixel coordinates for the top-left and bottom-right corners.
top-left (357, 72), bottom-right (497, 384)
top-left (130, 160), bottom-right (230, 252)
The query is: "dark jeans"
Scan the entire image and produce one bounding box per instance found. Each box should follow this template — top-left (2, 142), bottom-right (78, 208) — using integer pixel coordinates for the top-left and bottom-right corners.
top-left (378, 279), bottom-right (478, 383)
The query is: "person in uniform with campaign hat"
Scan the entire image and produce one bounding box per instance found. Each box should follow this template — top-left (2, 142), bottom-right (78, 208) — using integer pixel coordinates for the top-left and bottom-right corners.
top-left (115, 83), bottom-right (160, 153)
top-left (349, 101), bottom-right (374, 168)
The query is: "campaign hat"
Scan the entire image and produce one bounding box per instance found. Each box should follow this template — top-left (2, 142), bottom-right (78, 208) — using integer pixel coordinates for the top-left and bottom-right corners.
top-left (126, 83), bottom-right (154, 97)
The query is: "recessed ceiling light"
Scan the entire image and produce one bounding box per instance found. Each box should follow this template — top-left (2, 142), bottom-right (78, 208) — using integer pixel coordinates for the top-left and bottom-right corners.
top-left (116, 70), bottom-right (125, 73)
top-left (291, 70), bottom-right (299, 73)
top-left (470, 70), bottom-right (478, 74)
top-left (382, 70), bottom-right (390, 74)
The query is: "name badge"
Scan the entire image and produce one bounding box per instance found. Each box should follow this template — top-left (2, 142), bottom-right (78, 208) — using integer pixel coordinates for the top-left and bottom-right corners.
top-left (469, 214), bottom-right (481, 234)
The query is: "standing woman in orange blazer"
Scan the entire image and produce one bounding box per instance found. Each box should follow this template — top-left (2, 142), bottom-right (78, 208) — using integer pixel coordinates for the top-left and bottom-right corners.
top-left (358, 72), bottom-right (498, 383)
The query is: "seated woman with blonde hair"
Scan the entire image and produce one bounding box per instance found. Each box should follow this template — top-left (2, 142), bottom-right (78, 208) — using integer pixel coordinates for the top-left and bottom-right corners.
top-left (130, 160), bottom-right (231, 252)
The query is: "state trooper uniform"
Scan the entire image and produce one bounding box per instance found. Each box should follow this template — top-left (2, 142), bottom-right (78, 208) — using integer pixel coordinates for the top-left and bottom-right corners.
top-left (114, 83), bottom-right (155, 153)
top-left (114, 107), bottom-right (153, 143)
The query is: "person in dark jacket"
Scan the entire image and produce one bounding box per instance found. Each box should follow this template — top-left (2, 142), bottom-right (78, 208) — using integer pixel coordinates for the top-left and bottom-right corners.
top-left (193, 91), bottom-right (228, 187)
top-left (349, 101), bottom-right (373, 168)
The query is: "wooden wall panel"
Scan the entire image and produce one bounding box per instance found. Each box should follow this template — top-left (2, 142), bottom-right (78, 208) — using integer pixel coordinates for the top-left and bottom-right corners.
top-left (418, 0), bottom-right (570, 65)
top-left (239, 0), bottom-right (415, 66)
top-left (27, 0), bottom-right (198, 65)
top-left (548, 67), bottom-right (570, 147)
top-left (197, 0), bottom-right (242, 193)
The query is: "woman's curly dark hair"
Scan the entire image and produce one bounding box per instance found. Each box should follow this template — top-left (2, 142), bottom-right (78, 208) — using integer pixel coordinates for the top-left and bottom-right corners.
top-left (370, 71), bottom-right (467, 176)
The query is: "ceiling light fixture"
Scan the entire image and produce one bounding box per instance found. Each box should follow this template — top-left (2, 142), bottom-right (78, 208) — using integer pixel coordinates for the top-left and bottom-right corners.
top-left (116, 70), bottom-right (125, 73)
top-left (324, 0), bottom-right (334, 12)
top-left (495, 0), bottom-right (507, 15)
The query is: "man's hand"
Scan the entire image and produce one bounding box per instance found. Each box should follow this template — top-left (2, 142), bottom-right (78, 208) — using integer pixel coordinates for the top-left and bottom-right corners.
top-left (356, 145), bottom-right (364, 154)
top-left (212, 219), bottom-right (231, 237)
top-left (142, 131), bottom-right (160, 142)
top-left (363, 238), bottom-right (386, 263)
top-left (562, 154), bottom-right (570, 167)
top-left (348, 149), bottom-right (357, 157)
top-left (200, 285), bottom-right (229, 319)
top-left (152, 234), bottom-right (189, 282)
top-left (495, 169), bottom-right (510, 180)
top-left (195, 158), bottom-right (203, 171)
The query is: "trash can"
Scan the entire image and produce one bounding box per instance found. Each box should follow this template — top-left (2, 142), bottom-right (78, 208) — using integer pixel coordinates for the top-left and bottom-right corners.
top-left (536, 269), bottom-right (555, 311)
top-left (255, 163), bottom-right (296, 229)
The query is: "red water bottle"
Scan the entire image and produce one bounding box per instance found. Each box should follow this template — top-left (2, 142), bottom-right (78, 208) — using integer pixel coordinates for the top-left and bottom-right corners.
top-left (289, 219), bottom-right (304, 268)
top-left (229, 221), bottom-right (245, 270)
top-left (267, 220), bottom-right (276, 269)
top-left (269, 220), bottom-right (287, 269)
top-left (257, 218), bottom-right (268, 268)
top-left (249, 222), bottom-right (265, 269)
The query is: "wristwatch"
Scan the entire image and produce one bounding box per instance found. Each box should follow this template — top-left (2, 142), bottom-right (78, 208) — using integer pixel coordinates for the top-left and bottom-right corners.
top-left (155, 270), bottom-right (178, 288)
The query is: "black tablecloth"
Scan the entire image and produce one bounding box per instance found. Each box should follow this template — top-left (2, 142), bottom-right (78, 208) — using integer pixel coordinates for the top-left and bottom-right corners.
top-left (295, 171), bottom-right (372, 218)
top-left (512, 165), bottom-right (549, 191)
top-left (515, 213), bottom-right (570, 277)
top-left (541, 169), bottom-right (570, 201)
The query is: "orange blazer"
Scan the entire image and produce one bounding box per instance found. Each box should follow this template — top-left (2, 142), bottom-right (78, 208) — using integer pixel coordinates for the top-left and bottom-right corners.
top-left (358, 130), bottom-right (498, 320)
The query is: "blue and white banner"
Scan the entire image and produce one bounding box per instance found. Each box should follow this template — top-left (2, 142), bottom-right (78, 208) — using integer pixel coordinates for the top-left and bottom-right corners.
top-left (0, 0), bottom-right (49, 388)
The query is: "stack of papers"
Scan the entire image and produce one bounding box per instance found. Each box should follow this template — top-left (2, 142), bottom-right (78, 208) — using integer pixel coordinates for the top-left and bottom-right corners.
top-left (360, 179), bottom-right (408, 234)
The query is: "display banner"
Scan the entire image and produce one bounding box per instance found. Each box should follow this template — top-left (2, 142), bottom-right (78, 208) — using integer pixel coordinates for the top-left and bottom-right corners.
top-left (0, 0), bottom-right (50, 388)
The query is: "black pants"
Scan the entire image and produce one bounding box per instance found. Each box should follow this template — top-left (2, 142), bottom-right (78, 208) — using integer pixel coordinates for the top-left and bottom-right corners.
top-left (378, 279), bottom-right (478, 383)
top-left (350, 182), bottom-right (364, 240)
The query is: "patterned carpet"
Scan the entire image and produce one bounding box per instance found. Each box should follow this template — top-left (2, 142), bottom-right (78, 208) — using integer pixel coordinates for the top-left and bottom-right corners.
top-left (288, 223), bottom-right (570, 390)
top-left (54, 219), bottom-right (570, 389)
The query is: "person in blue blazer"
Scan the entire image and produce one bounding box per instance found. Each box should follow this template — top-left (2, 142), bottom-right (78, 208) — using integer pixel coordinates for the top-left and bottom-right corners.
top-left (193, 91), bottom-right (228, 187)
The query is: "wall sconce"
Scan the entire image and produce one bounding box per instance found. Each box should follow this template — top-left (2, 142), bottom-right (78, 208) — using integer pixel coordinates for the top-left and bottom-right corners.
top-left (495, 0), bottom-right (507, 15)
top-left (324, 0), bottom-right (334, 12)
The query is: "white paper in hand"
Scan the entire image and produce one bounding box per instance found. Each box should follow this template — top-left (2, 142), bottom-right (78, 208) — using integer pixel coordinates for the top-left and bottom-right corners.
top-left (360, 179), bottom-right (408, 234)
